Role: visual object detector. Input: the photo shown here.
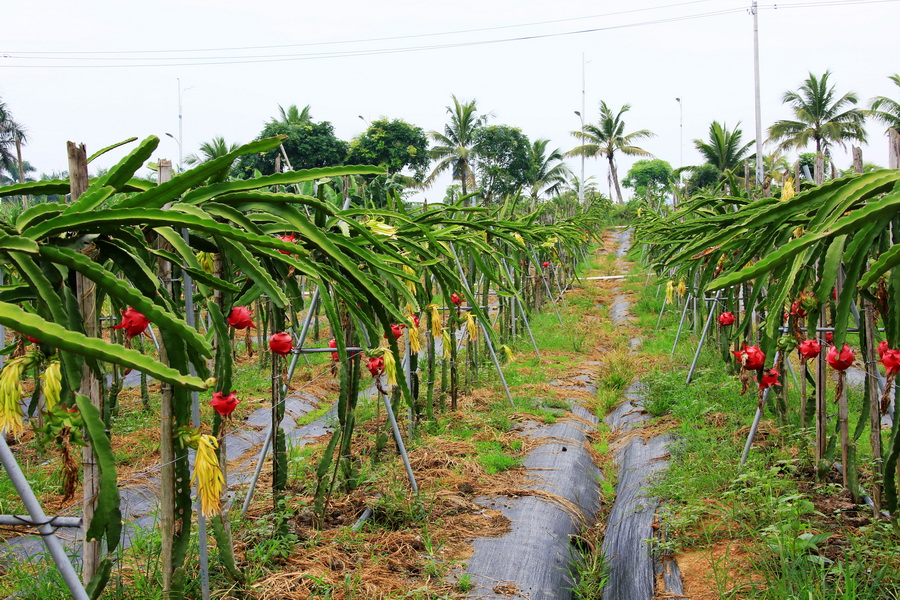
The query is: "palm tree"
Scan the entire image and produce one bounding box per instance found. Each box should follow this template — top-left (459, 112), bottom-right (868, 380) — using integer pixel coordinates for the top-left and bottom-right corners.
top-left (427, 95), bottom-right (488, 197)
top-left (184, 136), bottom-right (240, 166)
top-left (869, 74), bottom-right (900, 133)
top-left (0, 99), bottom-right (27, 183)
top-left (525, 139), bottom-right (572, 206)
top-left (271, 104), bottom-right (313, 126)
top-left (768, 71), bottom-right (867, 154)
top-left (693, 121), bottom-right (754, 175)
top-left (567, 101), bottom-right (654, 204)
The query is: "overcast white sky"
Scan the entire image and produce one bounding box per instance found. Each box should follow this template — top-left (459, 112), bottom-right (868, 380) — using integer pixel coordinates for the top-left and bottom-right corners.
top-left (2, 0), bottom-right (898, 201)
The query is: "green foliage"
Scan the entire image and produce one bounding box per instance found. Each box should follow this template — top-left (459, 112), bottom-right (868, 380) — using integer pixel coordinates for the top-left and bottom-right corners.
top-left (622, 158), bottom-right (673, 200)
top-left (472, 124), bottom-right (532, 202)
top-left (693, 121), bottom-right (755, 175)
top-left (476, 440), bottom-right (520, 474)
top-left (346, 118), bottom-right (430, 180)
top-left (234, 119), bottom-right (349, 177)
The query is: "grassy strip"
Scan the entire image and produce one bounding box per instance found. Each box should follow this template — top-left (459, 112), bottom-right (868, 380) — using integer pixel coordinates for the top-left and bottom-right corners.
top-left (627, 263), bottom-right (900, 599)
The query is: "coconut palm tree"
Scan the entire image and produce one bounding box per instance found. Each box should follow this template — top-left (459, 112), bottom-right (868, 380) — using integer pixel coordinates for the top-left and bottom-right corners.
top-left (184, 136), bottom-right (240, 166)
top-left (768, 71), bottom-right (867, 154)
top-left (693, 121), bottom-right (755, 175)
top-left (567, 101), bottom-right (654, 204)
top-left (525, 139), bottom-right (571, 206)
top-left (0, 99), bottom-right (27, 183)
top-left (868, 74), bottom-right (900, 134)
top-left (271, 104), bottom-right (313, 126)
top-left (427, 95), bottom-right (488, 197)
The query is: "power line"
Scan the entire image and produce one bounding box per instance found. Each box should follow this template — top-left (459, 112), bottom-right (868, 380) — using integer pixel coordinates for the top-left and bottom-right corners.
top-left (2, 0), bottom-right (732, 56)
top-left (0, 0), bottom-right (896, 69)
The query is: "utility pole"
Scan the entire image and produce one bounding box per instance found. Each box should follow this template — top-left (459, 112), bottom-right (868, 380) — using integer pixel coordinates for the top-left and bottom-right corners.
top-left (580, 53), bottom-right (586, 209)
top-left (751, 0), bottom-right (765, 188)
top-left (177, 78), bottom-right (184, 172)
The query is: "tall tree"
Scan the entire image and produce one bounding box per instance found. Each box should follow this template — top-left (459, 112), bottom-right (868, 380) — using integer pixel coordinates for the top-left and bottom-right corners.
top-left (271, 104), bottom-right (313, 126)
top-left (525, 139), bottom-right (572, 205)
top-left (472, 124), bottom-right (531, 203)
top-left (623, 159), bottom-right (673, 200)
top-left (693, 121), bottom-right (755, 175)
top-left (346, 118), bottom-right (430, 180)
top-left (184, 136), bottom-right (240, 166)
top-left (869, 74), bottom-right (900, 134)
top-left (427, 95), bottom-right (488, 197)
top-left (567, 101), bottom-right (654, 204)
top-left (768, 71), bottom-right (867, 154)
top-left (0, 99), bottom-right (27, 183)
top-left (234, 118), bottom-right (348, 178)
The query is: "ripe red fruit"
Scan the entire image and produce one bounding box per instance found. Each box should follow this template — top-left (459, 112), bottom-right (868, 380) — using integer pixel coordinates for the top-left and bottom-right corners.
top-left (367, 356), bottom-right (384, 378)
top-left (880, 348), bottom-right (900, 375)
top-left (227, 306), bottom-right (255, 329)
top-left (759, 368), bottom-right (781, 390)
top-left (268, 332), bottom-right (293, 357)
top-left (790, 300), bottom-right (807, 318)
top-left (277, 233), bottom-right (297, 255)
top-left (384, 324), bottom-right (404, 340)
top-left (733, 344), bottom-right (765, 371)
top-left (826, 344), bottom-right (854, 371)
top-left (112, 307), bottom-right (150, 339)
top-left (450, 293), bottom-right (463, 306)
top-left (16, 332), bottom-right (41, 344)
top-left (798, 339), bottom-right (821, 360)
top-left (210, 391), bottom-right (239, 418)
top-left (878, 340), bottom-right (890, 359)
top-left (328, 338), bottom-right (338, 362)
top-left (717, 312), bottom-right (735, 327)
top-left (542, 261), bottom-right (550, 268)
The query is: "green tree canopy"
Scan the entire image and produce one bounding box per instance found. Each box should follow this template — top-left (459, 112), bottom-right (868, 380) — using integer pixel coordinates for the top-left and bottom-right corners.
top-left (472, 124), bottom-right (531, 203)
top-left (525, 139), bottom-right (571, 205)
top-left (234, 119), bottom-right (348, 178)
top-left (768, 71), bottom-right (867, 154)
top-left (693, 121), bottom-right (754, 175)
top-left (0, 98), bottom-right (27, 183)
top-left (623, 159), bottom-right (673, 200)
top-left (869, 73), bottom-right (900, 135)
top-left (346, 118), bottom-right (430, 180)
top-left (427, 95), bottom-right (488, 196)
top-left (185, 136), bottom-right (240, 167)
top-left (567, 101), bottom-right (654, 204)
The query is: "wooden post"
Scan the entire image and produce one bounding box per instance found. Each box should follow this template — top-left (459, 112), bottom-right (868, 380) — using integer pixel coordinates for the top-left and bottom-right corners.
top-left (68, 142), bottom-right (103, 586)
top-left (814, 153), bottom-right (825, 186)
top-left (156, 159), bottom-right (177, 594)
top-left (852, 146), bottom-right (864, 174)
top-left (888, 129), bottom-right (900, 170)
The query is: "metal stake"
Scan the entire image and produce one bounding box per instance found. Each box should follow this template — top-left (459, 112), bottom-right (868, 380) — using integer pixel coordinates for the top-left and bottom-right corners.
top-left (656, 294), bottom-right (668, 329)
top-left (671, 294), bottom-right (692, 358)
top-left (0, 435), bottom-right (90, 600)
top-left (382, 392), bottom-right (418, 494)
top-left (530, 248), bottom-right (563, 325)
top-left (450, 244), bottom-right (515, 407)
top-left (741, 352), bottom-right (781, 465)
top-left (686, 290), bottom-right (721, 384)
top-left (500, 257), bottom-right (540, 360)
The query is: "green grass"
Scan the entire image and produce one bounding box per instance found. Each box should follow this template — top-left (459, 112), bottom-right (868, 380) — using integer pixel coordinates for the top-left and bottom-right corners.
top-left (476, 440), bottom-right (521, 475)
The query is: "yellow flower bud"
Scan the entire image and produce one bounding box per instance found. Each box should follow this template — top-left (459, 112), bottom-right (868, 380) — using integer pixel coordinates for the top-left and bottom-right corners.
top-left (382, 350), bottom-right (398, 386)
top-left (665, 280), bottom-right (675, 304)
top-left (429, 304), bottom-right (442, 339)
top-left (781, 178), bottom-right (795, 202)
top-left (0, 355), bottom-right (35, 438)
top-left (191, 434), bottom-right (224, 517)
top-left (677, 279), bottom-right (687, 298)
top-left (402, 264), bottom-right (418, 295)
top-left (42, 361), bottom-right (62, 411)
top-left (465, 312), bottom-right (479, 341)
top-left (442, 330), bottom-right (452, 360)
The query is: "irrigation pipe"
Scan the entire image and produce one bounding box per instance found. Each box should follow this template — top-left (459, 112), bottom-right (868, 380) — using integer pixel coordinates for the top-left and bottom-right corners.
top-left (686, 290), bottom-right (721, 385)
top-left (0, 435), bottom-right (89, 600)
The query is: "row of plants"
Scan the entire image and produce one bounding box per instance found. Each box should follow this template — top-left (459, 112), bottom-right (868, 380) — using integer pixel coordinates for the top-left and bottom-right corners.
top-left (0, 134), bottom-right (601, 598)
top-left (634, 166), bottom-right (900, 522)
